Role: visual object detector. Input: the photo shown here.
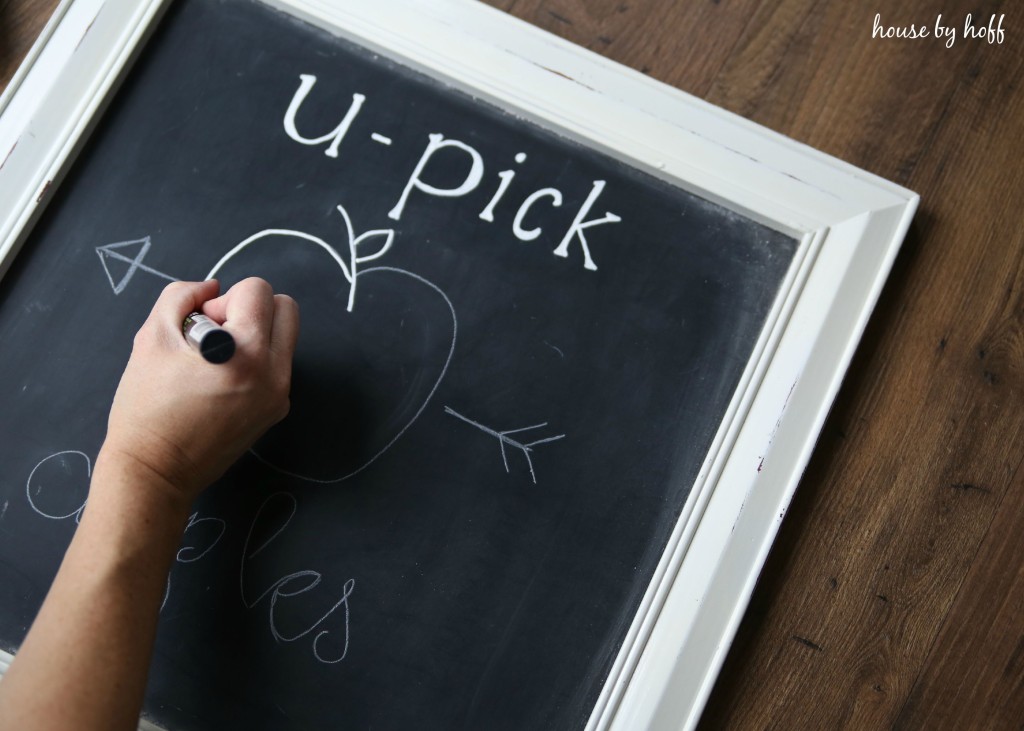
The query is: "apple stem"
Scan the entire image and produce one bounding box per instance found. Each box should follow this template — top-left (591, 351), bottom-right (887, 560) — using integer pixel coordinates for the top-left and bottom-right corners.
top-left (336, 204), bottom-right (396, 313)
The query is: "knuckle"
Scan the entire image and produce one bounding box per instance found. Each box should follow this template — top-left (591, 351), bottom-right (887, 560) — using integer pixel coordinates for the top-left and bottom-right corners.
top-left (132, 323), bottom-right (156, 349)
top-left (164, 280), bottom-right (188, 293)
top-left (273, 374), bottom-right (291, 401)
top-left (242, 276), bottom-right (274, 297)
top-left (162, 281), bottom-right (190, 298)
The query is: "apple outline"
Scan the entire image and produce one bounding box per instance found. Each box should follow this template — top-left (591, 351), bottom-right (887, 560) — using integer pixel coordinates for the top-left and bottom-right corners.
top-left (205, 204), bottom-right (458, 484)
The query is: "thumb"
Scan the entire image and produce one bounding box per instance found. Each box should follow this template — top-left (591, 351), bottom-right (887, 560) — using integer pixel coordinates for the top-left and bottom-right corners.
top-left (152, 280), bottom-right (222, 332)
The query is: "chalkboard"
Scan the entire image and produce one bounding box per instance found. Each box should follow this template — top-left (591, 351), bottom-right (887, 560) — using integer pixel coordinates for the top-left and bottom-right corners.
top-left (0, 1), bottom-right (798, 729)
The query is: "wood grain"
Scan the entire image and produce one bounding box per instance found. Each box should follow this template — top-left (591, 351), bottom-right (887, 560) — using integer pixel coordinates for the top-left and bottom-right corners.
top-left (495, 3), bottom-right (1024, 728)
top-left (4, 0), bottom-right (1023, 728)
top-left (0, 0), bottom-right (61, 90)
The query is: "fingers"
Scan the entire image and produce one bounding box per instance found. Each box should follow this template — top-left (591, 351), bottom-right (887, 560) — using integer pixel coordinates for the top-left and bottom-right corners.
top-left (198, 282), bottom-right (229, 323)
top-left (147, 280), bottom-right (221, 346)
top-left (152, 278), bottom-right (298, 365)
top-left (269, 294), bottom-right (300, 363)
top-left (202, 278), bottom-right (276, 349)
top-left (153, 279), bottom-right (220, 323)
top-left (116, 279), bottom-right (300, 501)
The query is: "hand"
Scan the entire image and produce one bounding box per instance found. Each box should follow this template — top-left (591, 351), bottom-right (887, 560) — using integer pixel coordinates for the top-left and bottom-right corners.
top-left (99, 278), bottom-right (299, 507)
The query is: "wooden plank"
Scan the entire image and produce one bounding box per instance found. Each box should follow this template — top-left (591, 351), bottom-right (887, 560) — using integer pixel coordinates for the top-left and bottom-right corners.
top-left (896, 469), bottom-right (1024, 727)
top-left (488, 0), bottom-right (762, 98)
top-left (889, 23), bottom-right (1024, 725)
top-left (692, 0), bottom-right (1024, 727)
top-left (0, 0), bottom-right (61, 89)
top-left (704, 0), bottom-right (989, 182)
top-left (491, 0), bottom-right (1024, 728)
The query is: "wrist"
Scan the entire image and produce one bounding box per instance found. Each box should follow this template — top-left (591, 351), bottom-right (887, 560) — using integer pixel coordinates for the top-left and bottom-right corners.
top-left (90, 447), bottom-right (194, 532)
top-left (56, 452), bottom-right (194, 605)
top-left (94, 439), bottom-right (201, 515)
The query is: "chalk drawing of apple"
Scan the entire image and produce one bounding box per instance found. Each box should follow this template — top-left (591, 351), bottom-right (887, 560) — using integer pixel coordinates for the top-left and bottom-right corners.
top-left (205, 204), bottom-right (456, 483)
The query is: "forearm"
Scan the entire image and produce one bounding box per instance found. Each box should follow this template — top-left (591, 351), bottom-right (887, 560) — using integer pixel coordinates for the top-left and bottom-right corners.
top-left (0, 453), bottom-right (190, 731)
top-left (0, 278), bottom-right (297, 729)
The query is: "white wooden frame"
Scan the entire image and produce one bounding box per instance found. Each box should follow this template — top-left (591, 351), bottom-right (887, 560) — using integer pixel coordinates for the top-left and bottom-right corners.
top-left (0, 1), bottom-right (917, 729)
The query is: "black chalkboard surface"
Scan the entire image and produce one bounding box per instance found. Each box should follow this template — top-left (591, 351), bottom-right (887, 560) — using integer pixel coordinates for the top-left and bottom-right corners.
top-left (0, 1), bottom-right (798, 729)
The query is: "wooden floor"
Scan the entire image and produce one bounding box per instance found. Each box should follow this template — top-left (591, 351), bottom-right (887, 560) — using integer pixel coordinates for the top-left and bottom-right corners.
top-left (4, 0), bottom-right (1023, 728)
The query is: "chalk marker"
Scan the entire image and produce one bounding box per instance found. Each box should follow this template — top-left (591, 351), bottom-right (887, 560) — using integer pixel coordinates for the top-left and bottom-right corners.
top-left (183, 312), bottom-right (235, 364)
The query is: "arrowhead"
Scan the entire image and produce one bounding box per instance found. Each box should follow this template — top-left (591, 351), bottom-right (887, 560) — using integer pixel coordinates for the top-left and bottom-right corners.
top-left (96, 237), bottom-right (152, 295)
top-left (95, 237), bottom-right (178, 294)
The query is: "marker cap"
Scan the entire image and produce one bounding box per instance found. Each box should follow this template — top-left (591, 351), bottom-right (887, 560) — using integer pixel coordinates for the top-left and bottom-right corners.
top-left (183, 313), bottom-right (236, 364)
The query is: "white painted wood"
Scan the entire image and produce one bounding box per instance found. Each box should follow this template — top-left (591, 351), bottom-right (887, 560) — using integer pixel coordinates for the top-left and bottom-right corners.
top-left (0, 0), bottom-right (172, 281)
top-left (0, 1), bottom-right (918, 730)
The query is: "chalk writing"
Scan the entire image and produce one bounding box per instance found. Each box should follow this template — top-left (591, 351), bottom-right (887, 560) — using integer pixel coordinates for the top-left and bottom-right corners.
top-left (282, 74), bottom-right (622, 270)
top-left (202, 204), bottom-right (458, 483)
top-left (26, 449), bottom-right (91, 522)
top-left (513, 187), bottom-right (562, 242)
top-left (177, 511), bottom-right (227, 564)
top-left (388, 133), bottom-right (485, 220)
top-left (94, 200), bottom-right (457, 484)
top-left (206, 203), bottom-right (393, 313)
top-left (552, 180), bottom-right (621, 271)
top-left (248, 264), bottom-right (457, 483)
top-left (338, 205), bottom-right (395, 312)
top-left (162, 511), bottom-right (227, 611)
top-left (241, 492), bottom-right (355, 664)
top-left (283, 74), bottom-right (365, 159)
top-left (444, 406), bottom-right (565, 483)
top-left (95, 237), bottom-right (179, 295)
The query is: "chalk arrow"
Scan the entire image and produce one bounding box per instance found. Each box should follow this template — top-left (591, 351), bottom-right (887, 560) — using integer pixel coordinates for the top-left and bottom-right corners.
top-left (444, 406), bottom-right (565, 484)
top-left (95, 237), bottom-right (180, 295)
